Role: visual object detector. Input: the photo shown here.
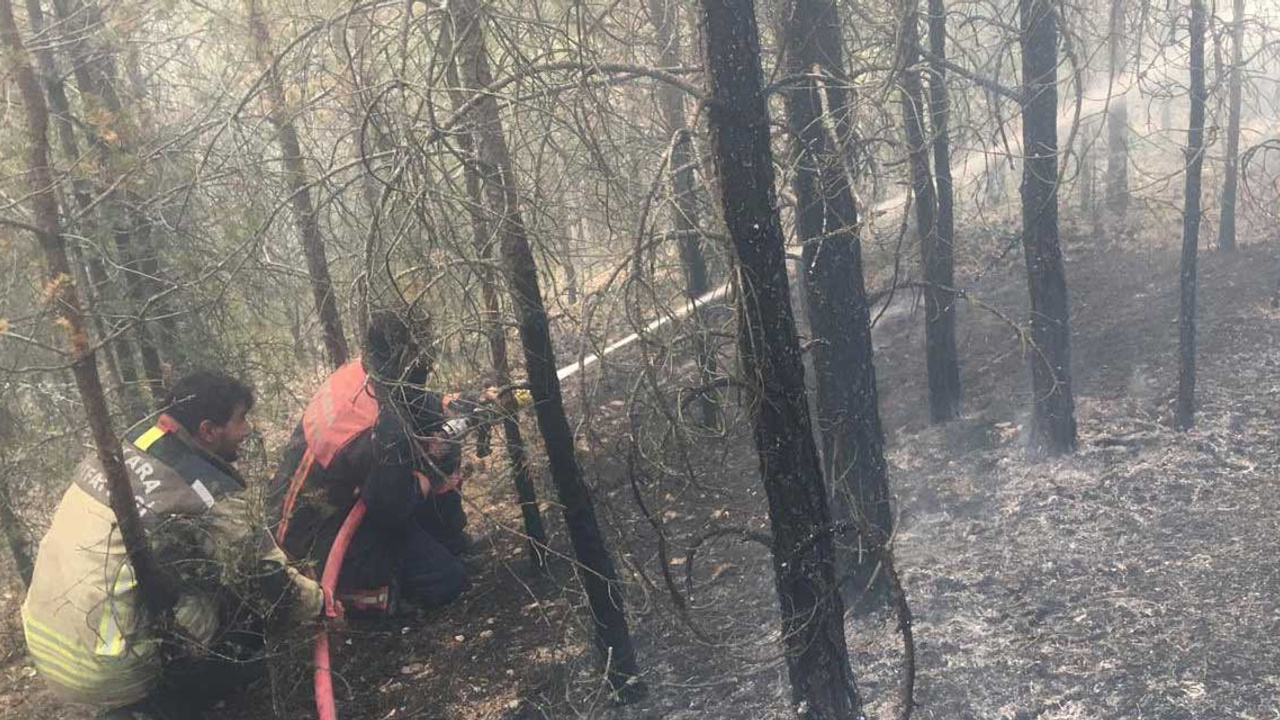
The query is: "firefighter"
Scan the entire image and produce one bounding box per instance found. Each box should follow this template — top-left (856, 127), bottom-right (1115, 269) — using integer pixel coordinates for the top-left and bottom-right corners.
top-left (21, 372), bottom-right (329, 720)
top-left (269, 308), bottom-right (495, 614)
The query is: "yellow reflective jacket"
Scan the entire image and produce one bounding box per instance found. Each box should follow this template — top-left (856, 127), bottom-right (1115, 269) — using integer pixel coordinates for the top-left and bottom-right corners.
top-left (21, 416), bottom-right (323, 707)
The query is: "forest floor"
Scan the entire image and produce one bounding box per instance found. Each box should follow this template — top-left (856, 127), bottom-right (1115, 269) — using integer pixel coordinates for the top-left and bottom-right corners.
top-left (2, 230), bottom-right (1279, 720)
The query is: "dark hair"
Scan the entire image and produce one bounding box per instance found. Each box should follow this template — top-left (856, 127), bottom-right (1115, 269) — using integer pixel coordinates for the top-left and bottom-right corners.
top-left (164, 372), bottom-right (255, 434)
top-left (365, 307), bottom-right (433, 386)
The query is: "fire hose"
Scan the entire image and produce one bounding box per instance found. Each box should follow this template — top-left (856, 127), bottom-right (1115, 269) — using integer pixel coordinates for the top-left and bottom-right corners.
top-left (314, 388), bottom-right (533, 720)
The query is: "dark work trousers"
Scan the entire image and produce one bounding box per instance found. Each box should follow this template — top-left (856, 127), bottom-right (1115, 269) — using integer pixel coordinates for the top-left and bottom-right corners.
top-left (336, 490), bottom-right (469, 609)
top-left (399, 490), bottom-right (469, 607)
top-left (102, 628), bottom-right (266, 720)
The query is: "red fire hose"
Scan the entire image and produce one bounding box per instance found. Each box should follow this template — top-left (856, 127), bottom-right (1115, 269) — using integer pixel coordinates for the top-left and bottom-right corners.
top-left (311, 390), bottom-right (530, 719)
top-left (314, 497), bottom-right (366, 720)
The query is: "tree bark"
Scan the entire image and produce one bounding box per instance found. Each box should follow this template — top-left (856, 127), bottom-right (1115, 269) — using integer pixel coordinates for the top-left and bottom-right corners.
top-left (1105, 0), bottom-right (1130, 218)
top-left (1217, 0), bottom-right (1244, 252)
top-left (0, 486), bottom-right (32, 588)
top-left (1020, 0), bottom-right (1077, 454)
top-left (926, 0), bottom-right (962, 419)
top-left (1079, 116), bottom-right (1096, 218)
top-left (778, 0), bottom-right (894, 611)
top-left (438, 20), bottom-right (548, 571)
top-left (1176, 0), bottom-right (1208, 430)
top-left (52, 0), bottom-right (168, 407)
top-left (247, 0), bottom-right (350, 369)
top-left (904, 0), bottom-right (962, 423)
top-left (449, 0), bottom-right (641, 695)
top-left (23, 0), bottom-right (135, 412)
top-left (648, 0), bottom-right (719, 428)
top-left (0, 401), bottom-right (32, 586)
top-left (2, 0), bottom-right (175, 615)
top-left (703, 0), bottom-right (863, 715)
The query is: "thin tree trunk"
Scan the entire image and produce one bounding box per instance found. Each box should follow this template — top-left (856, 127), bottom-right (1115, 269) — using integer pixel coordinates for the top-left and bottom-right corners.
top-left (926, 0), bottom-right (962, 421)
top-left (1020, 0), bottom-right (1077, 454)
top-left (23, 0), bottom-right (130, 408)
top-left (904, 0), bottom-right (962, 423)
top-left (337, 12), bottom-right (387, 337)
top-left (1217, 0), bottom-right (1244, 252)
top-left (703, 0), bottom-right (863, 716)
top-left (438, 20), bottom-right (548, 571)
top-left (0, 400), bottom-right (32, 586)
top-left (2, 0), bottom-right (174, 615)
top-left (52, 0), bottom-right (168, 407)
top-left (247, 0), bottom-right (350, 369)
top-left (1176, 0), bottom-right (1208, 430)
top-left (1079, 116), bottom-right (1096, 217)
top-left (0, 487), bottom-right (32, 588)
top-left (648, 0), bottom-right (718, 428)
top-left (778, 0), bottom-right (894, 612)
top-left (1105, 0), bottom-right (1130, 218)
top-left (449, 0), bottom-right (641, 696)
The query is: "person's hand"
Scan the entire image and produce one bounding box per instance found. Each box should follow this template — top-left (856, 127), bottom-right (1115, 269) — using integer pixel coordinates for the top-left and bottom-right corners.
top-left (321, 587), bottom-right (346, 628)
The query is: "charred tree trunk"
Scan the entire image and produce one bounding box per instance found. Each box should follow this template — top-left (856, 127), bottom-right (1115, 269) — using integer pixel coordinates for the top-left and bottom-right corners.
top-left (1, 0), bottom-right (174, 614)
top-left (53, 0), bottom-right (168, 407)
top-left (1105, 0), bottom-right (1130, 218)
top-left (1176, 0), bottom-right (1208, 430)
top-left (926, 0), bottom-right (962, 420)
top-left (450, 0), bottom-right (641, 695)
top-left (1217, 0), bottom-right (1244, 252)
top-left (1020, 0), bottom-right (1077, 454)
top-left (903, 0), bottom-right (962, 423)
top-left (778, 0), bottom-right (894, 611)
top-left (247, 0), bottom-right (350, 369)
top-left (439, 21), bottom-right (548, 571)
top-left (648, 0), bottom-right (719, 428)
top-left (703, 0), bottom-right (863, 715)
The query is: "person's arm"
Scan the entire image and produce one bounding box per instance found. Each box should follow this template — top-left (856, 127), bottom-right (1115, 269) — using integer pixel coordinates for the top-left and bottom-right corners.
top-left (205, 494), bottom-right (325, 624)
top-left (362, 414), bottom-right (425, 528)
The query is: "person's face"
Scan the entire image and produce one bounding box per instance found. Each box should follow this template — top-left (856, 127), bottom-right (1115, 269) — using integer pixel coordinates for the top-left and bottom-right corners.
top-left (197, 403), bottom-right (250, 463)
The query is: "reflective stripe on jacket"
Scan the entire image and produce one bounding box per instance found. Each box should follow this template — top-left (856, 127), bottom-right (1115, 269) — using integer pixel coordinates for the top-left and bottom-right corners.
top-left (22, 416), bottom-right (323, 707)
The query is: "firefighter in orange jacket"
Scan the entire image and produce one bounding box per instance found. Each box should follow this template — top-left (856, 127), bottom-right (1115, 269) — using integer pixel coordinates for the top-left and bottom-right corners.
top-left (269, 309), bottom-right (493, 612)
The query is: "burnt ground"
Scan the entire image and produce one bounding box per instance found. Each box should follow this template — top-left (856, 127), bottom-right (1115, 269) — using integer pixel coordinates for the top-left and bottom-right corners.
top-left (3, 228), bottom-right (1280, 720)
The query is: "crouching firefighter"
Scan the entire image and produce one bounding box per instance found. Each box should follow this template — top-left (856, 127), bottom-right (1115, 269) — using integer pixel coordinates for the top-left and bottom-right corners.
top-left (21, 372), bottom-right (330, 720)
top-left (269, 308), bottom-right (497, 615)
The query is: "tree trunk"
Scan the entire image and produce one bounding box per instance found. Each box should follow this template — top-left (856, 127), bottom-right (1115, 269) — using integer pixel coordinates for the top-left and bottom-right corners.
top-left (1079, 117), bottom-right (1096, 218)
top-left (703, 0), bottom-right (863, 716)
top-left (449, 0), bottom-right (641, 696)
top-left (0, 485), bottom-right (32, 588)
top-left (648, 0), bottom-right (719, 428)
top-left (53, 0), bottom-right (168, 407)
top-left (1105, 0), bottom-right (1130, 218)
top-left (778, 0), bottom-right (894, 612)
top-left (926, 0), bottom-right (962, 421)
top-left (438, 20), bottom-right (548, 571)
top-left (23, 0), bottom-right (132, 411)
top-left (1176, 0), bottom-right (1208, 430)
top-left (1, 0), bottom-right (175, 615)
top-left (1020, 0), bottom-right (1077, 454)
top-left (904, 0), bottom-right (962, 423)
top-left (0, 401), bottom-right (32, 587)
top-left (1217, 0), bottom-right (1244, 252)
top-left (246, 0), bottom-right (350, 369)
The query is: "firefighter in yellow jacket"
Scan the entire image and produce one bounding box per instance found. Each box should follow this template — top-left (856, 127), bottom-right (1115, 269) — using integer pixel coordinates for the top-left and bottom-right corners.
top-left (22, 372), bottom-right (327, 720)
